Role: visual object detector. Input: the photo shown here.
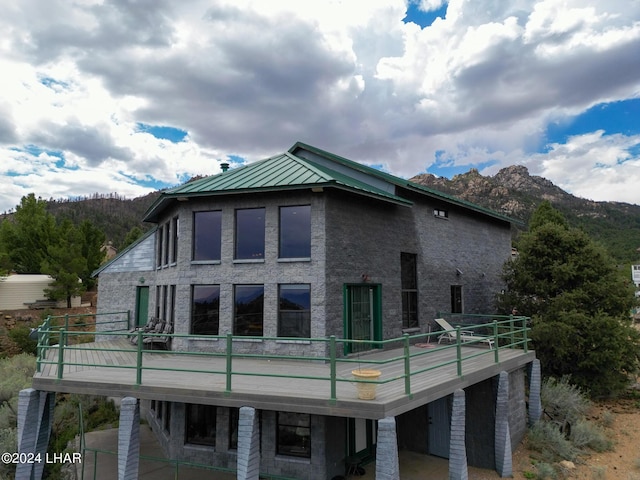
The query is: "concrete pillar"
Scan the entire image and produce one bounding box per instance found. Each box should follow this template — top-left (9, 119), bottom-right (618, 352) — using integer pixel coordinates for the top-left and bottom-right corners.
top-left (33, 391), bottom-right (56, 480)
top-left (118, 397), bottom-right (140, 480)
top-left (375, 417), bottom-right (399, 480)
top-left (449, 389), bottom-right (468, 480)
top-left (237, 406), bottom-right (260, 480)
top-left (16, 389), bottom-right (55, 480)
top-left (495, 371), bottom-right (512, 477)
top-left (528, 359), bottom-right (542, 426)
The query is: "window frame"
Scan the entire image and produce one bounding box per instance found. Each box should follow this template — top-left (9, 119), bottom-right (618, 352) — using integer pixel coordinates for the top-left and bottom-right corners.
top-left (401, 252), bottom-right (419, 329)
top-left (279, 205), bottom-right (311, 259)
top-left (191, 285), bottom-right (221, 335)
top-left (185, 404), bottom-right (217, 447)
top-left (234, 207), bottom-right (266, 261)
top-left (233, 284), bottom-right (264, 336)
top-left (278, 284), bottom-right (311, 338)
top-left (192, 210), bottom-right (222, 263)
top-left (276, 412), bottom-right (311, 458)
top-left (171, 215), bottom-right (179, 264)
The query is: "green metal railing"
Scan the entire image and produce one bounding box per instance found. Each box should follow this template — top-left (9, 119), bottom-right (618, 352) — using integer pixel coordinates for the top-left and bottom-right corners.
top-left (37, 314), bottom-right (531, 403)
top-left (35, 311), bottom-right (130, 372)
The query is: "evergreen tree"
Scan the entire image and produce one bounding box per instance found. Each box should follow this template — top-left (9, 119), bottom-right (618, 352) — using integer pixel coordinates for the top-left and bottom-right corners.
top-left (78, 220), bottom-right (106, 289)
top-left (0, 194), bottom-right (57, 273)
top-left (41, 219), bottom-right (87, 307)
top-left (497, 201), bottom-right (640, 397)
top-left (121, 226), bottom-right (144, 249)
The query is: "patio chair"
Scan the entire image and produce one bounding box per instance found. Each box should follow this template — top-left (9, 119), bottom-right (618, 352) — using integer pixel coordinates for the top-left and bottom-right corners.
top-left (143, 322), bottom-right (173, 350)
top-left (434, 318), bottom-right (494, 349)
top-left (130, 318), bottom-right (164, 345)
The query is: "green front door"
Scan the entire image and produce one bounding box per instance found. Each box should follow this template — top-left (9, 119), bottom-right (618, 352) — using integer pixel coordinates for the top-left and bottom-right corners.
top-left (135, 286), bottom-right (149, 327)
top-left (344, 284), bottom-right (381, 354)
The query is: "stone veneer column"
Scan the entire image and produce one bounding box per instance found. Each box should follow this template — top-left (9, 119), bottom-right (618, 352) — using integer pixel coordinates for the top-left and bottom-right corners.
top-left (495, 371), bottom-right (512, 477)
top-left (528, 359), bottom-right (542, 426)
top-left (375, 416), bottom-right (399, 480)
top-left (237, 406), bottom-right (260, 480)
top-left (17, 388), bottom-right (55, 480)
top-left (118, 397), bottom-right (140, 480)
top-left (449, 389), bottom-right (468, 480)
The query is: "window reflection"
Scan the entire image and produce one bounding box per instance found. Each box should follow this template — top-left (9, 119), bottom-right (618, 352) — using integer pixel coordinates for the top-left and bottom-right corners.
top-left (235, 208), bottom-right (265, 259)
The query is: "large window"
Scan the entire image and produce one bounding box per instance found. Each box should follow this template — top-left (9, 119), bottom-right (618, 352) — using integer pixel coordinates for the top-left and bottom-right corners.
top-left (278, 284), bottom-right (311, 338)
top-left (401, 252), bottom-right (418, 329)
top-left (171, 216), bottom-right (179, 263)
top-left (235, 208), bottom-right (265, 260)
top-left (234, 285), bottom-right (264, 336)
top-left (191, 285), bottom-right (220, 335)
top-left (156, 225), bottom-right (164, 268)
top-left (279, 205), bottom-right (311, 259)
top-left (185, 404), bottom-right (216, 446)
top-left (277, 412), bottom-right (311, 458)
top-left (193, 211), bottom-right (222, 262)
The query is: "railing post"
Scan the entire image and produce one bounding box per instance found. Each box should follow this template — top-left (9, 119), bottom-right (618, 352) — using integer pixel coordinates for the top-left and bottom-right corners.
top-left (57, 328), bottom-right (65, 380)
top-left (127, 310), bottom-right (131, 331)
top-left (509, 315), bottom-right (516, 348)
top-left (64, 314), bottom-right (70, 345)
top-left (403, 334), bottom-right (412, 398)
top-left (456, 327), bottom-right (462, 376)
top-left (225, 334), bottom-right (233, 393)
top-left (329, 336), bottom-right (337, 403)
top-left (136, 330), bottom-right (143, 385)
top-left (494, 321), bottom-right (499, 363)
top-left (523, 317), bottom-right (529, 353)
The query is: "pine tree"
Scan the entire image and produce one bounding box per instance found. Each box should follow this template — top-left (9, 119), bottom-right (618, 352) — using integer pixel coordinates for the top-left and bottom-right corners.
top-left (497, 201), bottom-right (640, 397)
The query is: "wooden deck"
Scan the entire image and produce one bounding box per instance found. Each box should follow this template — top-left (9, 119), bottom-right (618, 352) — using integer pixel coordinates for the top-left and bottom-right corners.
top-left (33, 339), bottom-right (535, 419)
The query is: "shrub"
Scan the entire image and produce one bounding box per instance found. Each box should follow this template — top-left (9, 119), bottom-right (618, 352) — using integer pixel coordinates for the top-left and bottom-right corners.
top-left (541, 377), bottom-right (590, 428)
top-left (0, 427), bottom-right (17, 479)
top-left (7, 326), bottom-right (38, 355)
top-left (528, 421), bottom-right (579, 462)
top-left (570, 420), bottom-right (612, 453)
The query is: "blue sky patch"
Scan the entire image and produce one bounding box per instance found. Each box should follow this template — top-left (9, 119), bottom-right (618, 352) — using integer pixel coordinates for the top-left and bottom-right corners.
top-left (39, 76), bottom-right (69, 90)
top-left (427, 150), bottom-right (497, 178)
top-left (136, 123), bottom-right (188, 142)
top-left (545, 98), bottom-right (640, 145)
top-left (403, 1), bottom-right (448, 28)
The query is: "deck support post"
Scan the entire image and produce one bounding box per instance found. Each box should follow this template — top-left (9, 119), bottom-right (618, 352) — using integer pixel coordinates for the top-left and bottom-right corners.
top-left (449, 389), bottom-right (468, 480)
top-left (237, 406), bottom-right (260, 480)
top-left (118, 397), bottom-right (140, 480)
top-left (375, 416), bottom-right (399, 480)
top-left (16, 388), bottom-right (55, 480)
top-left (495, 371), bottom-right (512, 477)
top-left (528, 359), bottom-right (542, 426)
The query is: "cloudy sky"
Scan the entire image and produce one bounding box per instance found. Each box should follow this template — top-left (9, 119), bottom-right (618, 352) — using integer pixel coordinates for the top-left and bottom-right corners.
top-left (1, 0), bottom-right (639, 214)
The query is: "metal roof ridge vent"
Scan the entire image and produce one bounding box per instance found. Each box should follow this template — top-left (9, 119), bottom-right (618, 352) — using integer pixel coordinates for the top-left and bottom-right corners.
top-left (220, 162), bottom-right (230, 172)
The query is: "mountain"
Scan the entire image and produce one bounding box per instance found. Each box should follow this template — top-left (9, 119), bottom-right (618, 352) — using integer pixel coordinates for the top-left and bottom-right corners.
top-left (410, 166), bottom-right (640, 264)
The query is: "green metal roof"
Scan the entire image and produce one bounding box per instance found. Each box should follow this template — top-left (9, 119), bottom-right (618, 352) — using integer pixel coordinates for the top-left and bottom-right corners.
top-left (289, 142), bottom-right (520, 226)
top-left (143, 142), bottom-right (518, 226)
top-left (143, 151), bottom-right (412, 222)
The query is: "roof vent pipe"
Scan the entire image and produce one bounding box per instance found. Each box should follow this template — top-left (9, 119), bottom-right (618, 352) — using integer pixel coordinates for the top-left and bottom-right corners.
top-left (220, 162), bottom-right (230, 172)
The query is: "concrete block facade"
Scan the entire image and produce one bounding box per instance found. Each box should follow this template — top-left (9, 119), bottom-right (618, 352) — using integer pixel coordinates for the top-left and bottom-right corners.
top-left (97, 185), bottom-right (512, 357)
top-left (145, 400), bottom-right (348, 480)
top-left (89, 143), bottom-right (526, 480)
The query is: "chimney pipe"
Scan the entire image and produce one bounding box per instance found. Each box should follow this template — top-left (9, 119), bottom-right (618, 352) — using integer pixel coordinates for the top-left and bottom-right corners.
top-left (220, 162), bottom-right (230, 172)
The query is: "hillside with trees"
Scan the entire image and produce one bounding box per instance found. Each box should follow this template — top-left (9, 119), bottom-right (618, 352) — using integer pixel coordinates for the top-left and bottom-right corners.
top-left (1, 166), bottom-right (639, 263)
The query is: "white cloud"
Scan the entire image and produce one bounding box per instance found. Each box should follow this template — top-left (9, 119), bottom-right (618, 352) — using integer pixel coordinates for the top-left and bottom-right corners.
top-left (0, 0), bottom-right (639, 213)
